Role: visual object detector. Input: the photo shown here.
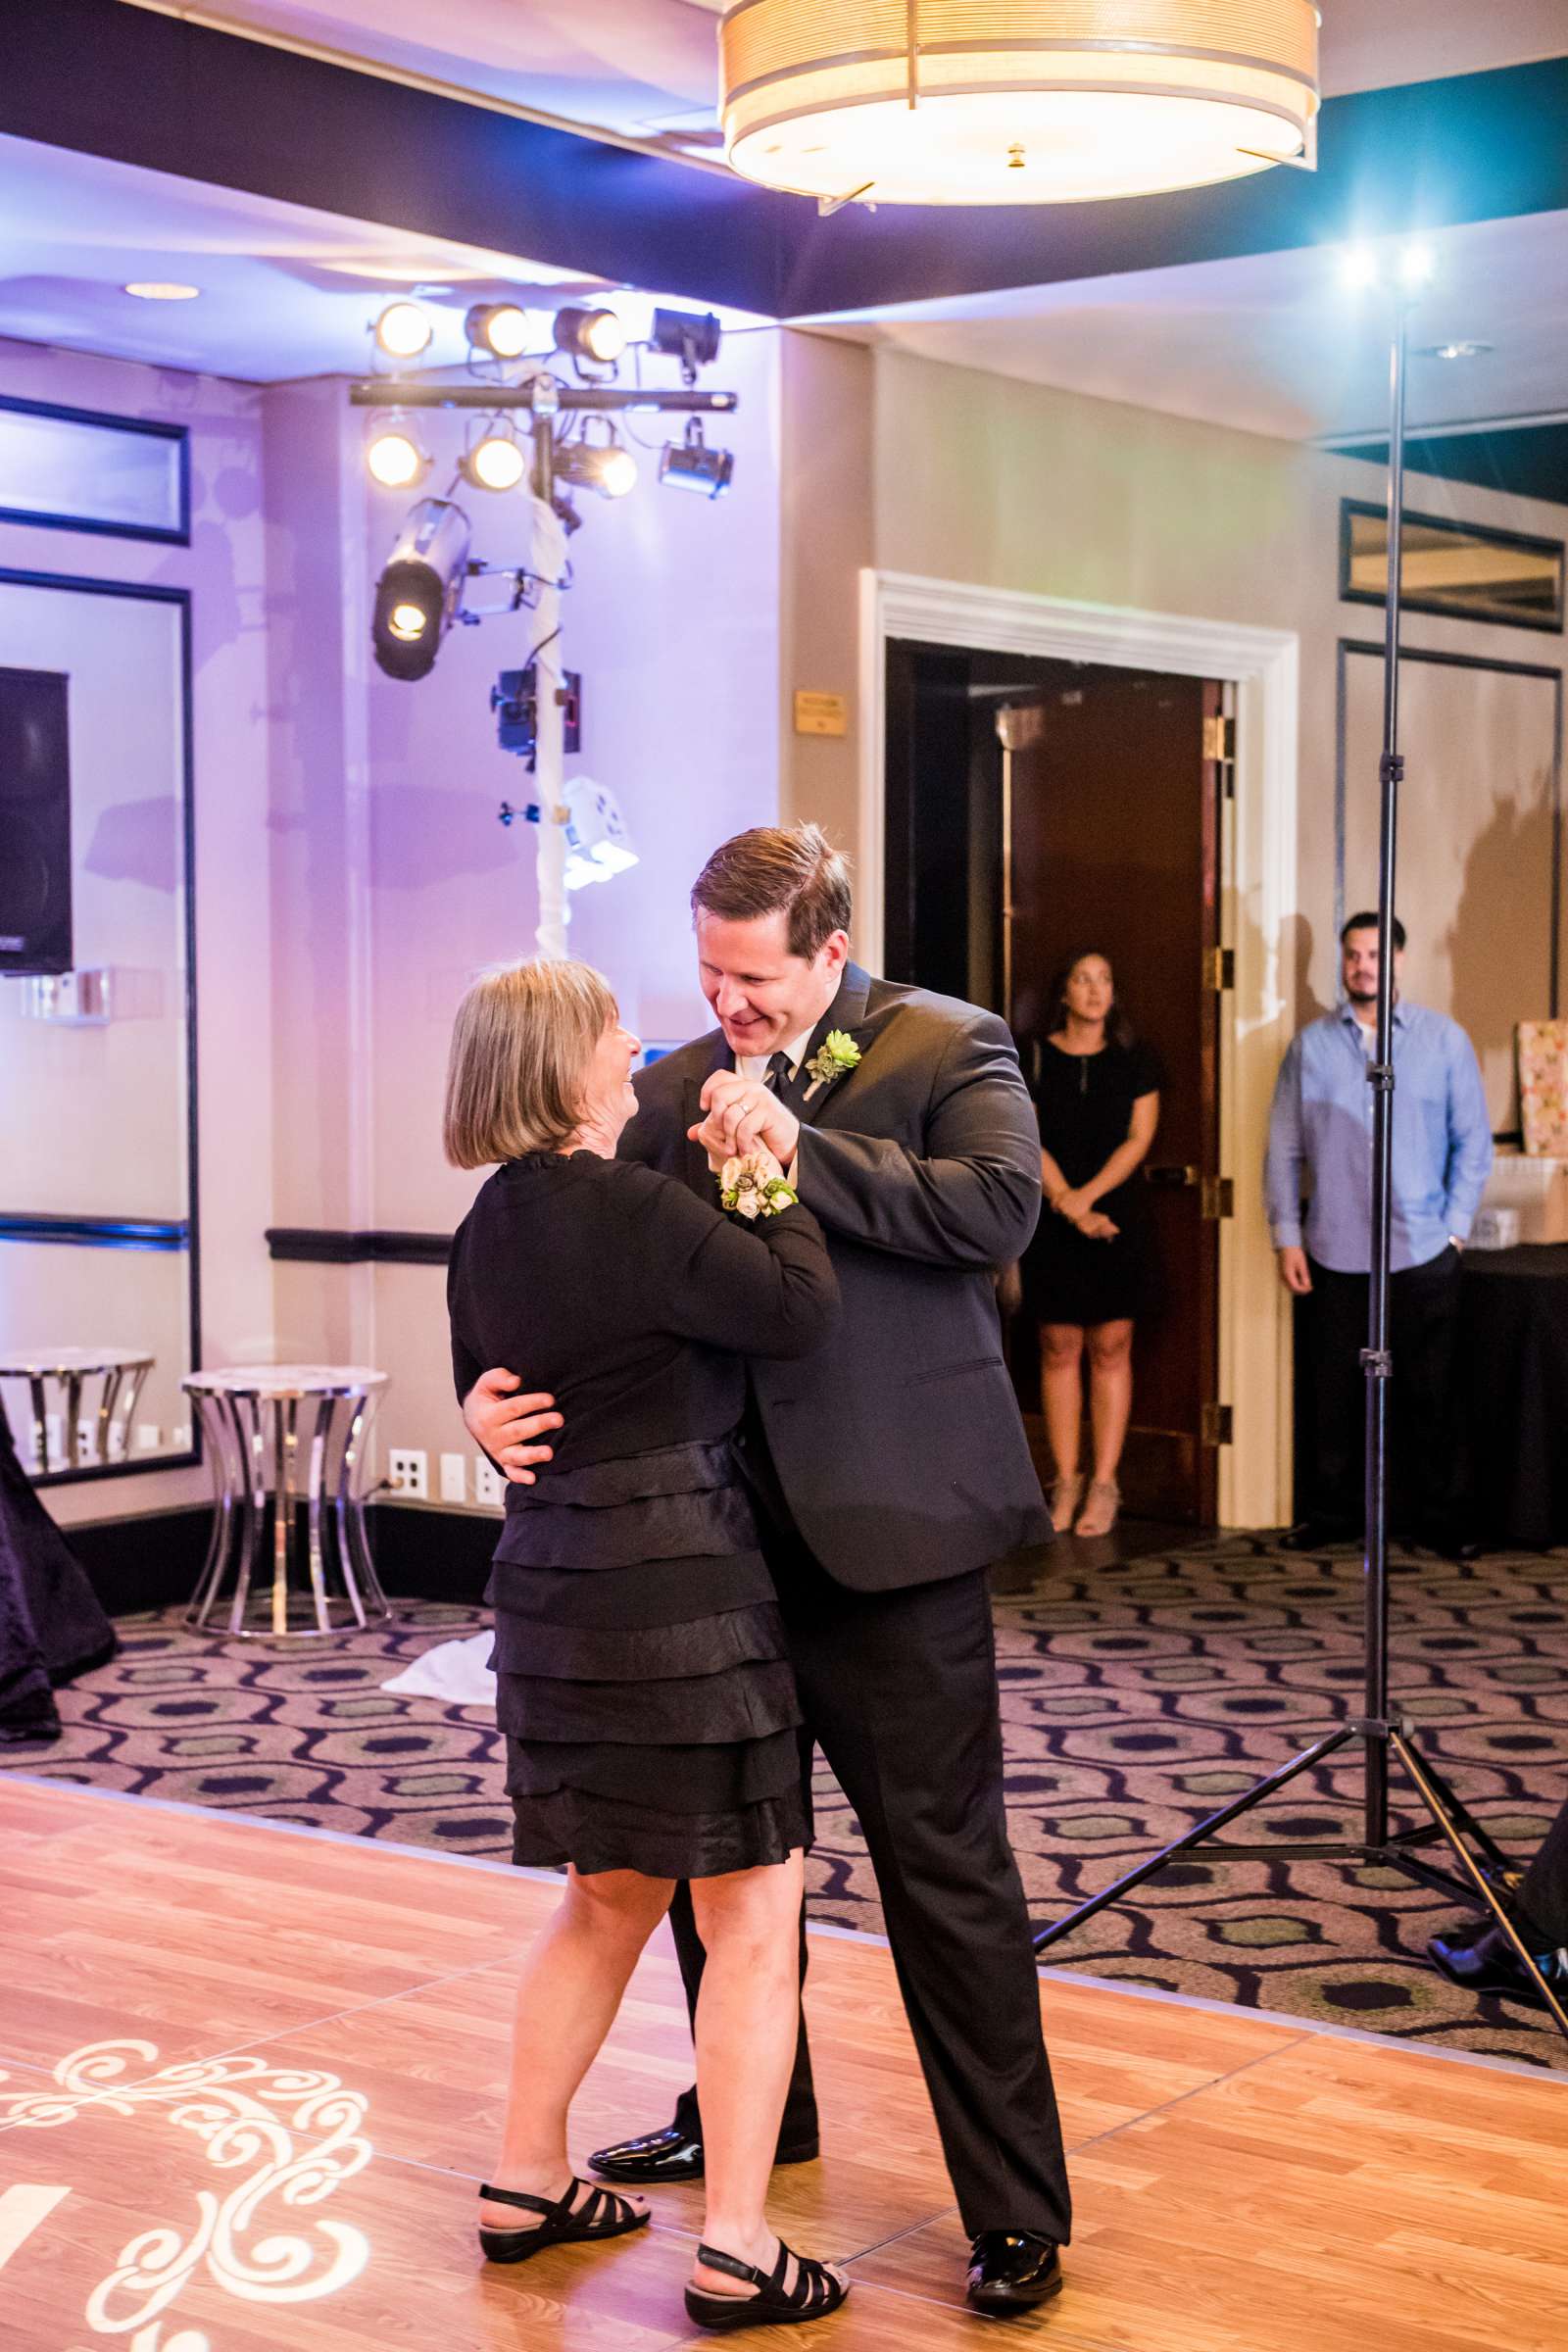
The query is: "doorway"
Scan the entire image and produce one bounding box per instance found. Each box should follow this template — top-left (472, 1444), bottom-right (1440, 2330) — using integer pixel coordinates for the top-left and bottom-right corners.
top-left (883, 640), bottom-right (1231, 1525)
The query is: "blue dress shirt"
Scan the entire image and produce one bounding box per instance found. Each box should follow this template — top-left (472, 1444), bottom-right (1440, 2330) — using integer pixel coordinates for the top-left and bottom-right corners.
top-left (1265, 1002), bottom-right (1494, 1274)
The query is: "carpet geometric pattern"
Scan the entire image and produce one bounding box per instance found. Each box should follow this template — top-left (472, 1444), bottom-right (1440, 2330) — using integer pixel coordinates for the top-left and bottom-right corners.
top-left (5, 1537), bottom-right (1565, 2072)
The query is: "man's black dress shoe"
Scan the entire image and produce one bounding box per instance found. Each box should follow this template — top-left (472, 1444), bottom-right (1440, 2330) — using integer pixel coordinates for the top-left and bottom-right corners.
top-left (588, 2123), bottom-right (819, 2186)
top-left (1427, 1918), bottom-right (1568, 2013)
top-left (965, 2232), bottom-right (1063, 2317)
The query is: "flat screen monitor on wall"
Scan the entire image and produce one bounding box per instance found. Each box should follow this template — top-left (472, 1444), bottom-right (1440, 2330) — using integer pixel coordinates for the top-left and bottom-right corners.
top-left (0, 665), bottom-right (72, 975)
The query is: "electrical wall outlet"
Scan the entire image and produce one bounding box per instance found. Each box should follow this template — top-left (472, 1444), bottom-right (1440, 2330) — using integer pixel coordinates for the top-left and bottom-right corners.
top-left (388, 1446), bottom-right (429, 1499)
top-left (136, 1423), bottom-right (162, 1452)
top-left (473, 1455), bottom-right (505, 1509)
top-left (439, 1450), bottom-right (467, 1504)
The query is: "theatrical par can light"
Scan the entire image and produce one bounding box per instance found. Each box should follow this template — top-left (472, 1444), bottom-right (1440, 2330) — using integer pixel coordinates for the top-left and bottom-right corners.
top-left (553, 305), bottom-right (626, 367)
top-left (459, 423), bottom-right (528, 493)
top-left (466, 302), bottom-right (532, 360)
top-left (374, 299), bottom-right (434, 359)
top-left (370, 498), bottom-right (471, 681)
top-left (659, 416), bottom-right (734, 500)
top-left (556, 437), bottom-right (638, 501)
top-left (649, 307), bottom-right (722, 382)
top-left (365, 417), bottom-right (430, 490)
top-left (1339, 240), bottom-right (1439, 294)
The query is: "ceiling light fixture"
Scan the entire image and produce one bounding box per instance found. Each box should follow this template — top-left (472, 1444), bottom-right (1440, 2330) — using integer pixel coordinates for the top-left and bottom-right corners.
top-left (123, 281), bottom-right (201, 301)
top-left (1418, 340), bottom-right (1493, 363)
top-left (719, 0), bottom-right (1320, 208)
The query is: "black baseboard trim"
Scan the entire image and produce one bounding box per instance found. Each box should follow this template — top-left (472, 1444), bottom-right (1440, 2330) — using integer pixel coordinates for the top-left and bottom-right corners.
top-left (60, 1499), bottom-right (494, 1616)
top-left (266, 1227), bottom-right (452, 1265)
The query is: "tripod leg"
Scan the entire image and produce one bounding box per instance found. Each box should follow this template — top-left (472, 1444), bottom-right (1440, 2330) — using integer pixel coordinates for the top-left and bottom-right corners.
top-left (1390, 1731), bottom-right (1568, 2045)
top-left (1386, 1740), bottom-right (1516, 1881)
top-left (1033, 1727), bottom-right (1358, 1953)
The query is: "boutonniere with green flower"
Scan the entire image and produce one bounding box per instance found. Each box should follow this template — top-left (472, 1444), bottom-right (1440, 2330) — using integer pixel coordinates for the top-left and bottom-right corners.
top-left (720, 1153), bottom-right (800, 1220)
top-left (803, 1029), bottom-right (862, 1102)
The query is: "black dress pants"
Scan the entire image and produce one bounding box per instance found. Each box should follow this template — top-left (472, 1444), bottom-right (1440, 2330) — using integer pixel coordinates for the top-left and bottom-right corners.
top-left (1305, 1246), bottom-right (1464, 1540)
top-left (667, 1500), bottom-right (1072, 2245)
top-left (1519, 1794), bottom-right (1568, 1949)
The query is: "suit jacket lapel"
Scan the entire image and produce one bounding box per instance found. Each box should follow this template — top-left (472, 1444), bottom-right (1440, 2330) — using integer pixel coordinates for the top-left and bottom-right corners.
top-left (789, 963), bottom-right (874, 1131)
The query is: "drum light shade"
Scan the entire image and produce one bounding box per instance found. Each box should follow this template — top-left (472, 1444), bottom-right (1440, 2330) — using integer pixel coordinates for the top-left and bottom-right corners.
top-left (720, 0), bottom-right (1319, 206)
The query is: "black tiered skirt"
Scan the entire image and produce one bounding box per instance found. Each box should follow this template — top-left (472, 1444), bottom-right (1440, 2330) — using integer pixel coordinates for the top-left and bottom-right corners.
top-left (488, 1437), bottom-right (809, 1880)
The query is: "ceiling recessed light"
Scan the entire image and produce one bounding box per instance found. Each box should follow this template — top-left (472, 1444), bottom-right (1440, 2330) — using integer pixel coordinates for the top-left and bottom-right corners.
top-left (1417, 340), bottom-right (1494, 362)
top-left (123, 281), bottom-right (202, 301)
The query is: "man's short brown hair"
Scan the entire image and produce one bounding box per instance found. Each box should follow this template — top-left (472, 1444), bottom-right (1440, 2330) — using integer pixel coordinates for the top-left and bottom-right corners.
top-left (691, 824), bottom-right (853, 959)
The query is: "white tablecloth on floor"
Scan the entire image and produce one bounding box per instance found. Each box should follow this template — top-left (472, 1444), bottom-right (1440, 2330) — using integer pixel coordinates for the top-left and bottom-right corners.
top-left (382, 1632), bottom-right (496, 1708)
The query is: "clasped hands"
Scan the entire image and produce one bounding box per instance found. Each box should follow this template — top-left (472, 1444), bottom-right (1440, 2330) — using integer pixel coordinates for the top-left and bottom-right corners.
top-left (688, 1069), bottom-right (800, 1176)
top-left (1051, 1185), bottom-right (1118, 1243)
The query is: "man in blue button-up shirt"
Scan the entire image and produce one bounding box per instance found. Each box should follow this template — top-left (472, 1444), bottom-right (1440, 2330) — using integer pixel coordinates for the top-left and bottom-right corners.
top-left (1265, 912), bottom-right (1493, 1552)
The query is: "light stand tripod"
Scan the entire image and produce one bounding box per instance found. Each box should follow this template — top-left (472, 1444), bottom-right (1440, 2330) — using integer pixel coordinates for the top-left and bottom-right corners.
top-left (1033, 261), bottom-right (1568, 2043)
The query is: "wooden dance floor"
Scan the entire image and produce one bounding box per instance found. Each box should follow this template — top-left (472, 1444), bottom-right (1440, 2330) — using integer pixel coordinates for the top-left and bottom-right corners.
top-left (1, 1780), bottom-right (1564, 2352)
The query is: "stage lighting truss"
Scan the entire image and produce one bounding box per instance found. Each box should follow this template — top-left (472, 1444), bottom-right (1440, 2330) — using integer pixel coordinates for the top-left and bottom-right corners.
top-left (365, 414), bottom-right (431, 491)
top-left (660, 416), bottom-right (735, 500)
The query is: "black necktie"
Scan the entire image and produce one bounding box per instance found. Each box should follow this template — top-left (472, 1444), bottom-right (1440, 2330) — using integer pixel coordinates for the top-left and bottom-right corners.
top-left (765, 1051), bottom-right (793, 1093)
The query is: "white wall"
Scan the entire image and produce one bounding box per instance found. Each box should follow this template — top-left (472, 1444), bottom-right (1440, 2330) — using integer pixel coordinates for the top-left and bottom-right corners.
top-left (0, 337), bottom-right (274, 1527)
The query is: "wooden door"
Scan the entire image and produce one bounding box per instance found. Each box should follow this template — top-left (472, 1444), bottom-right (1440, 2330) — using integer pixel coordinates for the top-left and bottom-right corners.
top-left (1002, 670), bottom-right (1227, 1523)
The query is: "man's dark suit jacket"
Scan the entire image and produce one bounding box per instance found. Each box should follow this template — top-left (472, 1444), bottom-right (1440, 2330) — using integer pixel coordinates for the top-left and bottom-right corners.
top-left (620, 962), bottom-right (1049, 1592)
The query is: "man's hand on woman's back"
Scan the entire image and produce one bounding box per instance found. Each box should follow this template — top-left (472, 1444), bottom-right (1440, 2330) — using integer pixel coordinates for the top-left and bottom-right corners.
top-left (461, 1367), bottom-right (564, 1486)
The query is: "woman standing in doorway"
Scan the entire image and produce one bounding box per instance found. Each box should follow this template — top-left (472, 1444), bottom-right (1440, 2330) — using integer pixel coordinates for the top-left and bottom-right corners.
top-left (1021, 953), bottom-right (1161, 1538)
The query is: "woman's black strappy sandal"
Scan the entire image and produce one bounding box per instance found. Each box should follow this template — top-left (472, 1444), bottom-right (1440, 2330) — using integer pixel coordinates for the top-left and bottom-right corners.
top-left (685, 2239), bottom-right (850, 2331)
top-left (477, 2178), bottom-right (649, 2264)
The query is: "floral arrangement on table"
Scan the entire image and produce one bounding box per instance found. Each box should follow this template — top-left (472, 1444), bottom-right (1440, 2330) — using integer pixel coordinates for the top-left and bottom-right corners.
top-left (1518, 1020), bottom-right (1568, 1155)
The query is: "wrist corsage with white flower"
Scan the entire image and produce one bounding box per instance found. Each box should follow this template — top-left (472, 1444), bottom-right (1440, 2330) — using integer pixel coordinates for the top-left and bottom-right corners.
top-left (803, 1029), bottom-right (861, 1102)
top-left (720, 1153), bottom-right (800, 1220)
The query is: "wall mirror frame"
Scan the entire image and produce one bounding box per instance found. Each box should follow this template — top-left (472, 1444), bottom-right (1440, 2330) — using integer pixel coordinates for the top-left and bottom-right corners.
top-left (0, 564), bottom-right (200, 1487)
top-left (1340, 497), bottom-right (1566, 636)
top-left (0, 394), bottom-right (191, 546)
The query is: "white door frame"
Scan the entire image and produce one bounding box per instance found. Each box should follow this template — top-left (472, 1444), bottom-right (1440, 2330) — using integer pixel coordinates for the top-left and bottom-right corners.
top-left (857, 568), bottom-right (1299, 1529)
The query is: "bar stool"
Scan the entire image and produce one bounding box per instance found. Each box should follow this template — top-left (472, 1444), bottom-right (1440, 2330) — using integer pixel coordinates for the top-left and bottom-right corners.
top-left (183, 1364), bottom-right (390, 1639)
top-left (0, 1348), bottom-right (153, 1475)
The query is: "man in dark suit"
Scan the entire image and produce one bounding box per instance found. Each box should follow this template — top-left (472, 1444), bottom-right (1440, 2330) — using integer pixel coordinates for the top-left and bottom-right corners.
top-left (464, 823), bottom-right (1070, 2315)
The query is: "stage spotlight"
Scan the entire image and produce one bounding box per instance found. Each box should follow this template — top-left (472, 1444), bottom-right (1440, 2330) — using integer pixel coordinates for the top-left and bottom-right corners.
top-left (660, 417), bottom-right (734, 500)
top-left (459, 423), bottom-right (528, 493)
top-left (556, 436), bottom-right (638, 500)
top-left (553, 306), bottom-right (626, 367)
top-left (1341, 245), bottom-right (1381, 290)
top-left (466, 302), bottom-right (531, 360)
top-left (370, 498), bottom-right (471, 682)
top-left (1399, 240), bottom-right (1437, 289)
top-left (366, 417), bottom-right (429, 490)
top-left (374, 300), bottom-right (434, 359)
top-left (649, 307), bottom-right (722, 383)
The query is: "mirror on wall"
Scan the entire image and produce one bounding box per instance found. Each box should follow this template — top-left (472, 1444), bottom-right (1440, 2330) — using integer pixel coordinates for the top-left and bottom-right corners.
top-left (0, 566), bottom-right (198, 1484)
top-left (1341, 499), bottom-right (1566, 634)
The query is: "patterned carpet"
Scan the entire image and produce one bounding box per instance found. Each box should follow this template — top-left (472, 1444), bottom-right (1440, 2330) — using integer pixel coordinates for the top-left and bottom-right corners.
top-left (6, 1534), bottom-right (1566, 2070)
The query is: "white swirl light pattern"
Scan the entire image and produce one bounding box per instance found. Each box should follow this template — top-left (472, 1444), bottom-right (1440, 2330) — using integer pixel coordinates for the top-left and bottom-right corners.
top-left (0, 2040), bottom-right (371, 2341)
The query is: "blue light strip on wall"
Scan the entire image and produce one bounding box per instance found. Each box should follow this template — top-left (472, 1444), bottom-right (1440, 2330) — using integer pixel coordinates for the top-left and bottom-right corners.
top-left (0, 1214), bottom-right (189, 1251)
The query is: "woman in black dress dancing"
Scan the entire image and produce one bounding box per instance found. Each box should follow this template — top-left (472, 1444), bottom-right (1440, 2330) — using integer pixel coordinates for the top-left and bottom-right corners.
top-left (1020, 952), bottom-right (1161, 1538)
top-left (445, 957), bottom-right (846, 2331)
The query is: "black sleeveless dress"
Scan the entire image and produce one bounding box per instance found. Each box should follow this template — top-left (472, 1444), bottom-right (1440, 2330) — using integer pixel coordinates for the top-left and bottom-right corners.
top-left (447, 1151), bottom-right (838, 1879)
top-left (1021, 1039), bottom-right (1163, 1328)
